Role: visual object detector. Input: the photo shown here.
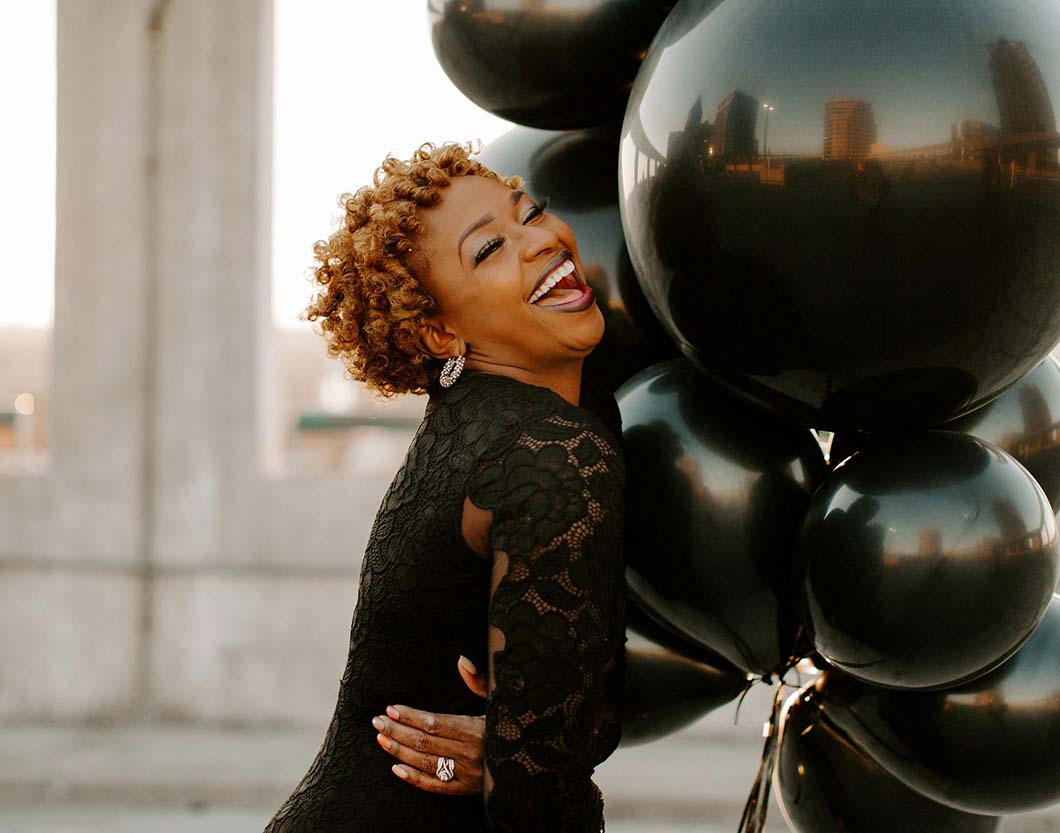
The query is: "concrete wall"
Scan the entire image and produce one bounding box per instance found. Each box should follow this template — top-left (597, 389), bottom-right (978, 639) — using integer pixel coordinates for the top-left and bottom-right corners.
top-left (0, 0), bottom-right (391, 726)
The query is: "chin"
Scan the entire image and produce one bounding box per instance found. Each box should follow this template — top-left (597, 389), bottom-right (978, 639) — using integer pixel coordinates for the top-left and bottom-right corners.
top-left (571, 305), bottom-right (607, 354)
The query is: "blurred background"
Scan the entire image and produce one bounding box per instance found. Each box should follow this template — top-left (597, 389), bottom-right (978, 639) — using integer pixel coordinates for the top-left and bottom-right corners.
top-left (2, 2), bottom-right (1060, 832)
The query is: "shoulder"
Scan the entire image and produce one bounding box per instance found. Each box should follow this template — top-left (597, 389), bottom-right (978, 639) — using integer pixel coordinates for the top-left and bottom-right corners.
top-left (461, 379), bottom-right (624, 519)
top-left (430, 370), bottom-right (623, 462)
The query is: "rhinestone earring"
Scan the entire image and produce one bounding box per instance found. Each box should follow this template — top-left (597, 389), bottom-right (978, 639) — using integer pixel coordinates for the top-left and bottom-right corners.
top-left (439, 355), bottom-right (466, 388)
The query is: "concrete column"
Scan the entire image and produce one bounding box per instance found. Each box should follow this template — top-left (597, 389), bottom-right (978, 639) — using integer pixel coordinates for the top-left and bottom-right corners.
top-left (0, 0), bottom-right (394, 725)
top-left (0, 0), bottom-right (155, 720)
top-left (145, 0), bottom-right (383, 724)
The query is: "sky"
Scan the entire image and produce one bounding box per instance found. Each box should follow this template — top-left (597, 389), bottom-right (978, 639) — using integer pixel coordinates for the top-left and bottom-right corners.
top-left (0, 1), bottom-right (512, 329)
top-left (0, 0), bottom-right (56, 328)
top-left (270, 1), bottom-right (512, 329)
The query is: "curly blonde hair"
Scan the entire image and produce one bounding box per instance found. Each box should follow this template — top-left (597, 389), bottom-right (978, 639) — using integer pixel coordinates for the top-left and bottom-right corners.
top-left (300, 141), bottom-right (523, 397)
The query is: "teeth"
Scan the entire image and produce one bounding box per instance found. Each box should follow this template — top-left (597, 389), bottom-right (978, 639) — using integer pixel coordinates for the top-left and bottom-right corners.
top-left (529, 259), bottom-right (576, 304)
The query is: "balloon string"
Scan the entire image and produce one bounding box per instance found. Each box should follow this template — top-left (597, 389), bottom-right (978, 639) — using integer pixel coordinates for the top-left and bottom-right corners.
top-left (736, 683), bottom-right (788, 833)
top-left (732, 676), bottom-right (758, 725)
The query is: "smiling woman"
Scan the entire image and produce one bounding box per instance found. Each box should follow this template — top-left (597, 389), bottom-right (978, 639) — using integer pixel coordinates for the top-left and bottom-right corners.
top-left (415, 173), bottom-right (605, 401)
top-left (266, 142), bottom-right (628, 832)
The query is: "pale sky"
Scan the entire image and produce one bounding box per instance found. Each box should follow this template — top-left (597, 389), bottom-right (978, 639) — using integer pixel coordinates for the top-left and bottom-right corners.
top-left (0, 0), bottom-right (56, 327)
top-left (0, 1), bottom-right (513, 329)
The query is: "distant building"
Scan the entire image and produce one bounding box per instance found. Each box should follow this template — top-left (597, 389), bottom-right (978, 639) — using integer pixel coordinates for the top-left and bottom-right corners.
top-left (952, 118), bottom-right (1001, 142)
top-left (823, 98), bottom-right (877, 160)
top-left (712, 89), bottom-right (759, 163)
top-left (666, 96), bottom-right (714, 173)
top-left (918, 527), bottom-right (942, 558)
top-left (950, 118), bottom-right (1000, 159)
top-left (988, 38), bottom-right (1056, 135)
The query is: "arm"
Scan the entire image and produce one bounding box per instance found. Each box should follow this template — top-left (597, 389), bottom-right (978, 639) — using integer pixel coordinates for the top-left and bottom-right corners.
top-left (473, 414), bottom-right (626, 832)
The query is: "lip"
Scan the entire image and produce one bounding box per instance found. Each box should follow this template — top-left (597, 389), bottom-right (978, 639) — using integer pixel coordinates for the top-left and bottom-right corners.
top-left (528, 249), bottom-right (581, 303)
top-left (537, 281), bottom-right (595, 313)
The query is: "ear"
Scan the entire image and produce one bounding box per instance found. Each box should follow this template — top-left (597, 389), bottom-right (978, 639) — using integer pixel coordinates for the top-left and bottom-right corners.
top-left (417, 316), bottom-right (466, 361)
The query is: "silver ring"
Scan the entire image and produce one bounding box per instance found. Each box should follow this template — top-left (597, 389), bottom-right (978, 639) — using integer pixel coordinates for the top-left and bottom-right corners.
top-left (435, 755), bottom-right (455, 782)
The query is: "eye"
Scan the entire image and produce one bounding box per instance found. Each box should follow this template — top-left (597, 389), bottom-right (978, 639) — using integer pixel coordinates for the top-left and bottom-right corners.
top-left (473, 236), bottom-right (503, 266)
top-left (522, 196), bottom-right (550, 223)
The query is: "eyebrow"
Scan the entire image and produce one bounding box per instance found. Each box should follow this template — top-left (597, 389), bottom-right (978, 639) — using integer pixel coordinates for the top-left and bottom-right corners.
top-left (456, 214), bottom-right (493, 260)
top-left (455, 190), bottom-right (529, 260)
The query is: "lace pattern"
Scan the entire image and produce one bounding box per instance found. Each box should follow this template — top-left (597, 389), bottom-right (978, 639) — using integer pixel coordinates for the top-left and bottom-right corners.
top-left (263, 370), bottom-right (625, 833)
top-left (469, 400), bottom-right (626, 832)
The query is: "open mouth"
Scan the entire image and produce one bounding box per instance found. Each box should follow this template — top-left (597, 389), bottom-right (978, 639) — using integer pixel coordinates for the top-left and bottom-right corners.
top-left (528, 252), bottom-right (595, 312)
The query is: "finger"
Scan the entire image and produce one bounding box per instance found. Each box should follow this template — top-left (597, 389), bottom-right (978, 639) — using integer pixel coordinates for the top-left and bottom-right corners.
top-left (386, 704), bottom-right (484, 743)
top-left (379, 732), bottom-right (482, 786)
top-left (457, 659), bottom-right (488, 699)
top-left (378, 730), bottom-right (484, 786)
top-left (377, 731), bottom-right (444, 775)
top-left (378, 716), bottom-right (480, 761)
top-left (390, 763), bottom-right (475, 796)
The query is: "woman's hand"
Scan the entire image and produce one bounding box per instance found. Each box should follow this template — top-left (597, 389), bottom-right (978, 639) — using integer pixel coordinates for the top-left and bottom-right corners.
top-left (372, 655), bottom-right (488, 795)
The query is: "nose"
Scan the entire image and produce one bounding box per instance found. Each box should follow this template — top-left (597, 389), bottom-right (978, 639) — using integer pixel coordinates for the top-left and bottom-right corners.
top-left (520, 221), bottom-right (561, 263)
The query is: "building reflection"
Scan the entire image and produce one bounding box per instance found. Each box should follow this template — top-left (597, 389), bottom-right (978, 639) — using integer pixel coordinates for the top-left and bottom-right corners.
top-left (713, 89), bottom-right (760, 168)
top-left (824, 98), bottom-right (877, 160)
top-left (989, 38), bottom-right (1056, 143)
top-left (628, 35), bottom-right (1060, 194)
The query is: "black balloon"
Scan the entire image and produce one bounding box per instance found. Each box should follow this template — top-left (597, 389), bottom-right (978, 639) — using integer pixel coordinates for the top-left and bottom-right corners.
top-left (619, 0), bottom-right (1060, 431)
top-left (620, 619), bottom-right (748, 746)
top-left (836, 355), bottom-right (1060, 513)
top-left (617, 358), bottom-right (826, 676)
top-left (818, 595), bottom-right (1060, 815)
top-left (479, 127), bottom-right (679, 391)
top-left (625, 590), bottom-right (743, 669)
top-left (776, 685), bottom-right (1003, 833)
top-left (796, 430), bottom-right (1059, 689)
top-left (945, 355), bottom-right (1060, 514)
top-left (428, 0), bottom-right (675, 130)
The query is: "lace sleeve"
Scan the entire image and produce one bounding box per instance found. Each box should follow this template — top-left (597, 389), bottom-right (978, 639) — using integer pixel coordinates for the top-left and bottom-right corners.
top-left (468, 409), bottom-right (626, 832)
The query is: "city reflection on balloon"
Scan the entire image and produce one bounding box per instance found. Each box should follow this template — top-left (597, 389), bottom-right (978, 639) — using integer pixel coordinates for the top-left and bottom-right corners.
top-left (776, 685), bottom-right (1003, 833)
top-left (479, 127), bottom-right (679, 391)
top-left (836, 355), bottom-right (1060, 511)
top-left (619, 0), bottom-right (1060, 431)
top-left (945, 355), bottom-right (1060, 514)
top-left (617, 359), bottom-right (826, 676)
top-left (428, 0), bottom-right (675, 130)
top-left (818, 595), bottom-right (1060, 815)
top-left (796, 430), bottom-right (1059, 689)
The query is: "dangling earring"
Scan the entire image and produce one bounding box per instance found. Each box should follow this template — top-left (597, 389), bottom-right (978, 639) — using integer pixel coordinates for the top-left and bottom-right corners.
top-left (439, 355), bottom-right (466, 388)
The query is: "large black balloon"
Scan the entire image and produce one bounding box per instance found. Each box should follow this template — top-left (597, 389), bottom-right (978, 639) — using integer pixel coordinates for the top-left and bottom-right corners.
top-left (620, 607), bottom-right (749, 746)
top-left (619, 0), bottom-right (1060, 431)
top-left (479, 127), bottom-right (679, 391)
top-left (818, 595), bottom-right (1060, 815)
top-left (428, 0), bottom-right (675, 130)
top-left (796, 430), bottom-right (1059, 689)
top-left (945, 355), bottom-right (1060, 514)
top-left (835, 355), bottom-right (1060, 509)
top-left (776, 685), bottom-right (1003, 833)
top-left (616, 358), bottom-right (826, 676)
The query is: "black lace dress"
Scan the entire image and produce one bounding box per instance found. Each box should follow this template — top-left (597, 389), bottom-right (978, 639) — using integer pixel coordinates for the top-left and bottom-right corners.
top-left (263, 369), bottom-right (628, 832)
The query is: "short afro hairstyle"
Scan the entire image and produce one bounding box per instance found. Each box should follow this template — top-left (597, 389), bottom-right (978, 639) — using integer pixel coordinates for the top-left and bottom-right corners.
top-left (300, 141), bottom-right (523, 397)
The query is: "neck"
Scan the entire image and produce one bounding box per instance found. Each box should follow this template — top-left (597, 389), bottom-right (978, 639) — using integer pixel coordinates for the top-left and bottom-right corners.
top-left (464, 356), bottom-right (583, 407)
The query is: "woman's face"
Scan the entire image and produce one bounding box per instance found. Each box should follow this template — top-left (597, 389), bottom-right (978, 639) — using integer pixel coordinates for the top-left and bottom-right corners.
top-left (417, 175), bottom-right (604, 371)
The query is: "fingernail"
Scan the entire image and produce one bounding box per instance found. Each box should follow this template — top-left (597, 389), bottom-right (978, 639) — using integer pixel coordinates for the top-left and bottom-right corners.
top-left (372, 716), bottom-right (384, 731)
top-left (376, 733), bottom-right (391, 749)
top-left (458, 655), bottom-right (478, 674)
top-left (386, 705), bottom-right (400, 720)
top-left (392, 764), bottom-right (408, 779)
